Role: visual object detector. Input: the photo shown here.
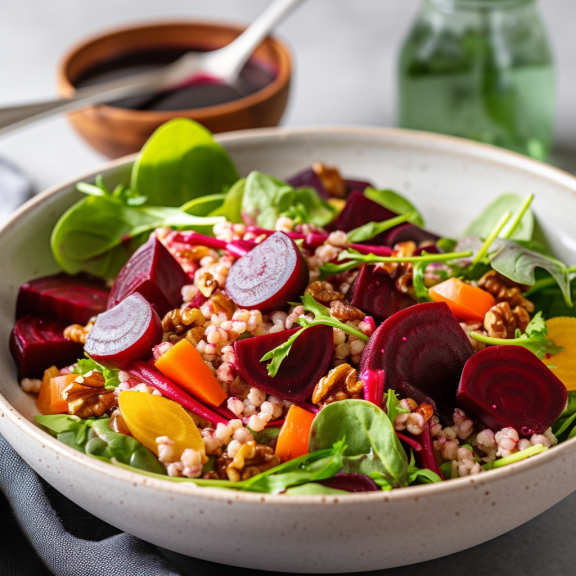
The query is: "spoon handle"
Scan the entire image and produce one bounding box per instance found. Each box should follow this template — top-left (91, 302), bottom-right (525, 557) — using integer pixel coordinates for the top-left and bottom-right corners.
top-left (203, 0), bottom-right (307, 82)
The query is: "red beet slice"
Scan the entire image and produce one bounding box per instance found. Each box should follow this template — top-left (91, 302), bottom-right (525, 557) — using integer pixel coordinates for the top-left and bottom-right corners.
top-left (85, 293), bottom-right (162, 369)
top-left (16, 273), bottom-right (109, 325)
top-left (326, 191), bottom-right (398, 243)
top-left (234, 325), bottom-right (333, 402)
top-left (347, 265), bottom-right (415, 322)
top-left (456, 346), bottom-right (568, 436)
top-left (10, 315), bottom-right (84, 378)
top-left (345, 179), bottom-right (373, 194)
top-left (383, 223), bottom-right (440, 247)
top-left (226, 232), bottom-right (309, 314)
top-left (286, 167), bottom-right (330, 199)
top-left (319, 473), bottom-right (380, 493)
top-left (108, 235), bottom-right (189, 317)
top-left (359, 302), bottom-right (474, 415)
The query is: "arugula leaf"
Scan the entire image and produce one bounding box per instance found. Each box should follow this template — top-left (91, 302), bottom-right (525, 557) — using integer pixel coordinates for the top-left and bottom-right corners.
top-left (483, 444), bottom-right (548, 470)
top-left (463, 193), bottom-right (535, 241)
top-left (73, 355), bottom-right (120, 390)
top-left (260, 294), bottom-right (369, 377)
top-left (309, 400), bottom-right (408, 487)
top-left (490, 239), bottom-right (573, 307)
top-left (131, 118), bottom-right (239, 207)
top-left (346, 212), bottom-right (416, 244)
top-left (337, 248), bottom-right (474, 266)
top-left (241, 171), bottom-right (336, 229)
top-left (413, 259), bottom-right (433, 302)
top-left (318, 260), bottom-right (362, 281)
top-left (364, 187), bottom-right (424, 226)
top-left (470, 312), bottom-right (564, 359)
top-left (51, 192), bottom-right (224, 279)
top-left (385, 389), bottom-right (409, 427)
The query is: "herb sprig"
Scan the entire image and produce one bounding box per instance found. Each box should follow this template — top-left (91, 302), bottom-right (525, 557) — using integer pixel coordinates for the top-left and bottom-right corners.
top-left (260, 294), bottom-right (369, 377)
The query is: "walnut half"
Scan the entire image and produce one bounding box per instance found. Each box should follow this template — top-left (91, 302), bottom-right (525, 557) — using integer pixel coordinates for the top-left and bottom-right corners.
top-left (484, 301), bottom-right (530, 339)
top-left (62, 370), bottom-right (116, 419)
top-left (312, 363), bottom-right (363, 406)
top-left (305, 281), bottom-right (344, 305)
top-left (221, 441), bottom-right (281, 482)
top-left (478, 270), bottom-right (535, 313)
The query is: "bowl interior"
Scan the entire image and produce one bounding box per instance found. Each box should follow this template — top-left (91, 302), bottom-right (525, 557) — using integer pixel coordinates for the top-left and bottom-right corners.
top-left (1, 126), bottom-right (575, 464)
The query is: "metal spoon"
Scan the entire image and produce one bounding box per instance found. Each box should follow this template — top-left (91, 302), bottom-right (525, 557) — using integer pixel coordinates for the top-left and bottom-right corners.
top-left (0, 0), bottom-right (305, 136)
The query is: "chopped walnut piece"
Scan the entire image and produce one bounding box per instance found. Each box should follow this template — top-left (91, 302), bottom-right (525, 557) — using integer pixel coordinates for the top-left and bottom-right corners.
top-left (162, 307), bottom-right (206, 334)
top-left (329, 300), bottom-right (365, 321)
top-left (63, 317), bottom-right (96, 344)
top-left (478, 270), bottom-right (535, 313)
top-left (459, 322), bottom-right (486, 352)
top-left (484, 301), bottom-right (530, 339)
top-left (198, 272), bottom-right (219, 297)
top-left (62, 370), bottom-right (116, 419)
top-left (222, 441), bottom-right (281, 482)
top-left (312, 162), bottom-right (347, 198)
top-left (312, 363), bottom-right (363, 406)
top-left (175, 245), bottom-right (211, 262)
top-left (305, 281), bottom-right (344, 305)
top-left (381, 241), bottom-right (417, 275)
top-left (185, 326), bottom-right (206, 347)
top-left (212, 293), bottom-right (235, 319)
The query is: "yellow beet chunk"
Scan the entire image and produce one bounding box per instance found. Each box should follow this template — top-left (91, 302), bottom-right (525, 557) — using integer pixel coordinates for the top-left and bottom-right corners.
top-left (543, 317), bottom-right (576, 391)
top-left (118, 391), bottom-right (205, 462)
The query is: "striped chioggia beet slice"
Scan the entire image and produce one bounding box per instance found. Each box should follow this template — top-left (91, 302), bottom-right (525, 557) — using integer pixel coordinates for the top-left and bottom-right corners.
top-left (85, 293), bottom-right (162, 369)
top-left (359, 302), bottom-right (474, 416)
top-left (456, 346), bottom-right (568, 436)
top-left (226, 232), bottom-right (309, 314)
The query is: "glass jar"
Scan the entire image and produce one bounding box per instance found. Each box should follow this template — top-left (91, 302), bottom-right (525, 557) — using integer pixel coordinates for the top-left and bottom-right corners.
top-left (397, 0), bottom-right (555, 160)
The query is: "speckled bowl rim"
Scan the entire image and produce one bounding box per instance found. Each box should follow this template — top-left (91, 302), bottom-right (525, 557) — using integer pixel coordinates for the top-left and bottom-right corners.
top-left (2, 125), bottom-right (575, 506)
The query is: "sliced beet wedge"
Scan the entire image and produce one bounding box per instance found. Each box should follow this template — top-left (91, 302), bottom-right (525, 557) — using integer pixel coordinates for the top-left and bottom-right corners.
top-left (319, 473), bottom-right (380, 493)
top-left (234, 325), bottom-right (333, 402)
top-left (456, 346), bottom-right (568, 436)
top-left (326, 191), bottom-right (398, 243)
top-left (108, 235), bottom-right (189, 317)
top-left (10, 315), bottom-right (84, 378)
top-left (226, 232), bottom-right (309, 314)
top-left (347, 265), bottom-right (415, 322)
top-left (360, 302), bottom-right (474, 415)
top-left (85, 293), bottom-right (162, 369)
top-left (285, 167), bottom-right (329, 199)
top-left (383, 223), bottom-right (440, 247)
top-left (16, 273), bottom-right (109, 325)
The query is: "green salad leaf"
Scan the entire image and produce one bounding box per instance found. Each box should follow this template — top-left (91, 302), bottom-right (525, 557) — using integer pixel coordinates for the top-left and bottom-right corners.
top-left (385, 389), bottom-right (409, 427)
top-left (407, 451), bottom-right (442, 485)
top-left (309, 400), bottom-right (409, 488)
top-left (346, 212), bottom-right (416, 244)
top-left (241, 171), bottom-right (336, 229)
top-left (131, 118), bottom-right (239, 207)
top-left (470, 311), bottom-right (564, 359)
top-left (463, 193), bottom-right (535, 241)
top-left (284, 483), bottom-right (348, 496)
top-left (364, 187), bottom-right (424, 227)
top-left (260, 294), bottom-right (369, 377)
top-left (73, 355), bottom-right (120, 390)
top-left (413, 258), bottom-right (433, 303)
top-left (51, 191), bottom-right (224, 279)
top-left (181, 193), bottom-right (227, 216)
top-left (209, 177), bottom-right (246, 223)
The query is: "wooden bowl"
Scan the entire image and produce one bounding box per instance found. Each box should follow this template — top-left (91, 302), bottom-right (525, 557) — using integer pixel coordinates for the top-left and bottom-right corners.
top-left (57, 21), bottom-right (292, 158)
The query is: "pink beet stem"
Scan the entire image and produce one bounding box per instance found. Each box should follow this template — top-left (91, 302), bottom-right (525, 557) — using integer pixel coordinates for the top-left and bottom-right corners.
top-left (349, 244), bottom-right (393, 256)
top-left (172, 232), bottom-right (227, 251)
top-left (294, 401), bottom-right (320, 414)
top-left (266, 419), bottom-right (286, 428)
top-left (361, 369), bottom-right (385, 409)
top-left (189, 292), bottom-right (207, 309)
top-left (305, 233), bottom-right (329, 248)
top-left (127, 361), bottom-right (229, 426)
top-left (396, 432), bottom-right (422, 452)
top-left (225, 239), bottom-right (256, 257)
top-left (212, 404), bottom-right (238, 421)
top-left (419, 421), bottom-right (445, 480)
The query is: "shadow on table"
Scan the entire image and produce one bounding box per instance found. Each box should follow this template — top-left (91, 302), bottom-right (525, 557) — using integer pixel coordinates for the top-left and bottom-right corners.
top-left (160, 490), bottom-right (576, 576)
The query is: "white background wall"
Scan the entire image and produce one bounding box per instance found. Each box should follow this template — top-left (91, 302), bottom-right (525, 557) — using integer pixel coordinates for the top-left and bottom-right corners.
top-left (0, 0), bottom-right (574, 189)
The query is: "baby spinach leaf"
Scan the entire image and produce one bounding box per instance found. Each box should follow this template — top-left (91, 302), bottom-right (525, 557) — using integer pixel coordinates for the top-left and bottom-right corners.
top-left (346, 212), bottom-right (416, 244)
top-left (309, 400), bottom-right (408, 488)
top-left (368, 472), bottom-right (393, 490)
top-left (364, 187), bottom-right (424, 226)
top-left (181, 193), bottom-right (227, 216)
top-left (51, 193), bottom-right (224, 279)
top-left (407, 451), bottom-right (442, 485)
top-left (210, 178), bottom-right (246, 223)
top-left (490, 239), bottom-right (572, 306)
top-left (285, 483), bottom-right (348, 496)
top-left (131, 118), bottom-right (239, 207)
top-left (470, 311), bottom-right (564, 359)
top-left (463, 193), bottom-right (535, 241)
top-left (242, 171), bottom-right (336, 229)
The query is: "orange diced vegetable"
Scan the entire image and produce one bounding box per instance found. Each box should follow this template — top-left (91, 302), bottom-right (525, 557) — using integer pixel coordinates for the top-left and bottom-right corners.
top-left (543, 317), bottom-right (576, 391)
top-left (429, 277), bottom-right (496, 322)
top-left (275, 405), bottom-right (316, 462)
top-left (155, 339), bottom-right (227, 407)
top-left (36, 369), bottom-right (74, 415)
top-left (118, 391), bottom-right (205, 461)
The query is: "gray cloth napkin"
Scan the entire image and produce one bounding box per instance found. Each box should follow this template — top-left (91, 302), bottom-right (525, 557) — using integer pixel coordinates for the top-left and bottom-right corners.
top-left (0, 432), bottom-right (180, 576)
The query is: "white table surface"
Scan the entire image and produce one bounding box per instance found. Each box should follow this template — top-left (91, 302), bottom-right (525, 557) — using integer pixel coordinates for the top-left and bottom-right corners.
top-left (1, 1), bottom-right (576, 574)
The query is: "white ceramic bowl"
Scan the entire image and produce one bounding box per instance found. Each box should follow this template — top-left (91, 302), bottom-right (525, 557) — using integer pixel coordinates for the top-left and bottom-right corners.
top-left (1, 127), bottom-right (575, 573)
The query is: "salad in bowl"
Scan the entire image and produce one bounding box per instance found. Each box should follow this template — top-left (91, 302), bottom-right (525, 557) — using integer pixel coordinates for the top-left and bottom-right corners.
top-left (10, 119), bottom-right (576, 497)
